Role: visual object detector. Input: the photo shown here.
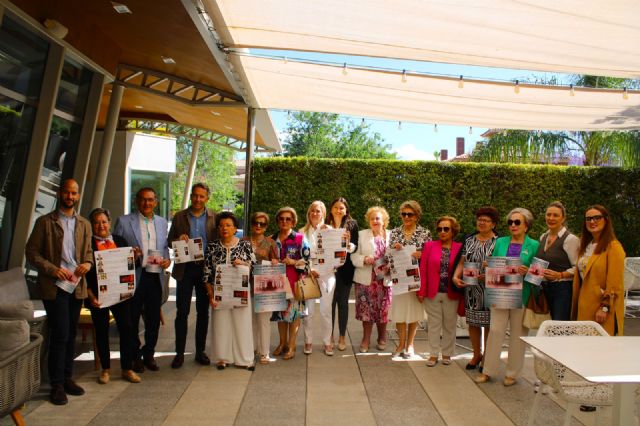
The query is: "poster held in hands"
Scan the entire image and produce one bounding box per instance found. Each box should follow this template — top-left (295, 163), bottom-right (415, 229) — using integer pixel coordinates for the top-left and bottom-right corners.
top-left (525, 257), bottom-right (550, 286)
top-left (213, 264), bottom-right (250, 309)
top-left (463, 261), bottom-right (480, 286)
top-left (171, 238), bottom-right (204, 263)
top-left (95, 247), bottom-right (136, 307)
top-left (314, 228), bottom-right (348, 275)
top-left (388, 245), bottom-right (421, 295)
top-left (253, 263), bottom-right (288, 313)
top-left (485, 256), bottom-right (523, 309)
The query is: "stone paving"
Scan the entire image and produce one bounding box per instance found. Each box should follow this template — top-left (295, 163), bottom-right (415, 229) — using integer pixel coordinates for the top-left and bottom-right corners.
top-left (4, 286), bottom-right (639, 426)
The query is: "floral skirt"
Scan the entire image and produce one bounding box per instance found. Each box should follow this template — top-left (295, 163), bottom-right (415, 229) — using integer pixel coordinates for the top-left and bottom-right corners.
top-left (355, 281), bottom-right (391, 323)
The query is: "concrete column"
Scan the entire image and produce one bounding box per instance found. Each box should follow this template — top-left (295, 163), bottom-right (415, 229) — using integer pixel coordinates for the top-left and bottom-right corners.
top-left (74, 72), bottom-right (106, 211)
top-left (89, 84), bottom-right (124, 209)
top-left (243, 108), bottom-right (256, 230)
top-left (181, 139), bottom-right (200, 209)
top-left (8, 43), bottom-right (65, 268)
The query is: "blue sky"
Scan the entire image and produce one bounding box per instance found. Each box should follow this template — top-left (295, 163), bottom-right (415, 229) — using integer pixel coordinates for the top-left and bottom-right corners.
top-left (254, 50), bottom-right (576, 160)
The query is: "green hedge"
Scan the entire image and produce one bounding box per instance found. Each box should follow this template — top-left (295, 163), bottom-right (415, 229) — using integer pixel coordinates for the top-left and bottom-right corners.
top-left (251, 158), bottom-right (640, 256)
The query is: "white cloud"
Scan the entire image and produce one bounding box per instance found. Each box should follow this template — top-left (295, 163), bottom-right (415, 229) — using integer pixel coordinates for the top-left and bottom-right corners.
top-left (394, 143), bottom-right (437, 161)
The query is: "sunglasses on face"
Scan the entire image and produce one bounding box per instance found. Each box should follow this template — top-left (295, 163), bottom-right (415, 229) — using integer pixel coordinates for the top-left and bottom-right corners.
top-left (436, 227), bottom-right (450, 233)
top-left (252, 221), bottom-right (267, 228)
top-left (507, 219), bottom-right (522, 226)
top-left (585, 215), bottom-right (604, 223)
top-left (278, 216), bottom-right (293, 222)
top-left (400, 212), bottom-right (415, 218)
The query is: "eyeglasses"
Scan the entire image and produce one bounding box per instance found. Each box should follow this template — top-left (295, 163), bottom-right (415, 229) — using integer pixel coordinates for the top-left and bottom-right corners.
top-left (400, 212), bottom-right (415, 218)
top-left (585, 215), bottom-right (604, 223)
top-left (252, 221), bottom-right (267, 228)
top-left (476, 218), bottom-right (493, 224)
top-left (278, 216), bottom-right (293, 222)
top-left (436, 226), bottom-right (450, 233)
top-left (507, 219), bottom-right (522, 226)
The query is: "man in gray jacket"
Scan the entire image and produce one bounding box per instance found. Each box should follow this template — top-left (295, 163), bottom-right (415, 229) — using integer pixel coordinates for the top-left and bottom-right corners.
top-left (25, 178), bottom-right (93, 405)
top-left (168, 183), bottom-right (216, 368)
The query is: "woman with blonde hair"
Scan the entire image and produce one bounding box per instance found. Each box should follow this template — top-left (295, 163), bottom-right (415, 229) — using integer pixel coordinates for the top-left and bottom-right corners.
top-left (300, 201), bottom-right (338, 356)
top-left (351, 206), bottom-right (392, 353)
top-left (388, 200), bottom-right (431, 358)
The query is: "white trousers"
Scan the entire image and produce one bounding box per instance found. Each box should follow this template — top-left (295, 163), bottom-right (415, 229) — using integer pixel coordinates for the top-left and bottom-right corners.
top-left (210, 301), bottom-right (254, 367)
top-left (302, 274), bottom-right (336, 346)
top-left (483, 307), bottom-right (527, 378)
top-left (252, 310), bottom-right (272, 357)
top-left (424, 293), bottom-right (459, 357)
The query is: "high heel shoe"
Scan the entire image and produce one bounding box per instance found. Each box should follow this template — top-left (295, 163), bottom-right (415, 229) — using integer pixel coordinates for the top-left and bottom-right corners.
top-left (273, 344), bottom-right (288, 356)
top-left (283, 348), bottom-right (296, 360)
top-left (474, 374), bottom-right (490, 383)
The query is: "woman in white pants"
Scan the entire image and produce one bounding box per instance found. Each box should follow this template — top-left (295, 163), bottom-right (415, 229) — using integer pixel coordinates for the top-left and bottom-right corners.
top-left (204, 211), bottom-right (254, 370)
top-left (301, 201), bottom-right (338, 356)
top-left (245, 212), bottom-right (279, 364)
top-left (417, 217), bottom-right (462, 367)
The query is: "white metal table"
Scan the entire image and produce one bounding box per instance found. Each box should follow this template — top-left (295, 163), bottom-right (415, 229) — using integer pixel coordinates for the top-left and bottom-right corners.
top-left (522, 336), bottom-right (640, 426)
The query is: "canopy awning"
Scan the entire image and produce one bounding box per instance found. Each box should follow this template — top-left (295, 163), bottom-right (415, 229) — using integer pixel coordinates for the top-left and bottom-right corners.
top-left (207, 0), bottom-right (640, 79)
top-left (230, 54), bottom-right (640, 131)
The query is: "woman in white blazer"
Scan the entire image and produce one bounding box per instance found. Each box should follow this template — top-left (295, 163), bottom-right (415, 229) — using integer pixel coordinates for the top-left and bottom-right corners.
top-left (351, 206), bottom-right (392, 353)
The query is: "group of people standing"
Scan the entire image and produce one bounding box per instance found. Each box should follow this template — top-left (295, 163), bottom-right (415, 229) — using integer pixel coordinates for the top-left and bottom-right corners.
top-left (25, 178), bottom-right (626, 407)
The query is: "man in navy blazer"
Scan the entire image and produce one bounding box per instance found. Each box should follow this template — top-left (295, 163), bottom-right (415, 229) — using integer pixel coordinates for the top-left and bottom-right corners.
top-left (113, 187), bottom-right (171, 372)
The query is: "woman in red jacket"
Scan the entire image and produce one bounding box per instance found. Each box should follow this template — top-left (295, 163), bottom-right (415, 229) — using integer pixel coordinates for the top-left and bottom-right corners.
top-left (417, 216), bottom-right (462, 367)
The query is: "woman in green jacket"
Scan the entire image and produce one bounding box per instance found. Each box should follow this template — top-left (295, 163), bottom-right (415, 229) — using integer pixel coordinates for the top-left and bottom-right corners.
top-left (476, 207), bottom-right (539, 387)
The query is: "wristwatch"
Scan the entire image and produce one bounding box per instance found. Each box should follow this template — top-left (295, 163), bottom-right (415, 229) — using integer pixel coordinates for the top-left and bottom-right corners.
top-left (601, 306), bottom-right (610, 313)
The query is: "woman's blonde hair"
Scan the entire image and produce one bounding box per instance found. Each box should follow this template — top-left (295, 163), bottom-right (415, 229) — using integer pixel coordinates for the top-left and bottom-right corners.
top-left (399, 200), bottom-right (422, 222)
top-left (301, 200), bottom-right (326, 234)
top-left (275, 206), bottom-right (298, 227)
top-left (364, 206), bottom-right (390, 229)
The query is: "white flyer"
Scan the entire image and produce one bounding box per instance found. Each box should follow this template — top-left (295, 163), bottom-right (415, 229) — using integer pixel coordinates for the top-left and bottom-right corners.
top-left (145, 249), bottom-right (164, 273)
top-left (171, 238), bottom-right (205, 263)
top-left (525, 257), bottom-right (550, 286)
top-left (253, 263), bottom-right (287, 313)
top-left (463, 261), bottom-right (480, 286)
top-left (314, 228), bottom-right (348, 275)
top-left (54, 260), bottom-right (79, 293)
top-left (213, 264), bottom-right (250, 309)
top-left (95, 247), bottom-right (136, 308)
top-left (388, 245), bottom-right (421, 295)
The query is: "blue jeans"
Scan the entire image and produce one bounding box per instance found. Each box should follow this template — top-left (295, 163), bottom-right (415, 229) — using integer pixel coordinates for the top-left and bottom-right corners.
top-left (42, 289), bottom-right (83, 385)
top-left (541, 280), bottom-right (572, 321)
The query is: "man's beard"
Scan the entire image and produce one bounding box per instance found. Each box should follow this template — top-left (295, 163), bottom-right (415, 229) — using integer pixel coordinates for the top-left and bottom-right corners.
top-left (59, 198), bottom-right (77, 209)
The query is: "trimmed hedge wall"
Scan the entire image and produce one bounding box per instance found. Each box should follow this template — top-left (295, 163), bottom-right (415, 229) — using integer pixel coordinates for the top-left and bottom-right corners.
top-left (251, 158), bottom-right (640, 256)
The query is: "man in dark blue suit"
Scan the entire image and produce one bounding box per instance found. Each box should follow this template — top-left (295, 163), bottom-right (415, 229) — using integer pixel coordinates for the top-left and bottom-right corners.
top-left (113, 187), bottom-right (170, 372)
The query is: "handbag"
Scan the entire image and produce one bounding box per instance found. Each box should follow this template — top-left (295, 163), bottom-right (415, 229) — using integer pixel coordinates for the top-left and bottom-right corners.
top-left (523, 286), bottom-right (551, 329)
top-left (294, 274), bottom-right (321, 301)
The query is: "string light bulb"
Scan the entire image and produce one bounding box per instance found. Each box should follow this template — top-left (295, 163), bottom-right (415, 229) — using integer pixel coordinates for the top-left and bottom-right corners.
top-left (283, 57), bottom-right (288, 65)
top-left (469, 126), bottom-right (473, 135)
top-left (434, 124), bottom-right (438, 133)
top-left (360, 118), bottom-right (366, 128)
top-left (402, 69), bottom-right (407, 83)
top-left (342, 63), bottom-right (348, 76)
top-left (514, 80), bottom-right (520, 94)
top-left (569, 84), bottom-right (575, 96)
top-left (398, 121), bottom-right (402, 130)
top-left (623, 87), bottom-right (629, 100)
top-left (458, 75), bottom-right (464, 89)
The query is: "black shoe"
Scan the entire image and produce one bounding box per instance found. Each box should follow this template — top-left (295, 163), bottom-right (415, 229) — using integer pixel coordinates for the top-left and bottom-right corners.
top-left (50, 384), bottom-right (68, 405)
top-left (171, 354), bottom-right (185, 369)
top-left (465, 362), bottom-right (478, 370)
top-left (63, 379), bottom-right (85, 396)
top-left (132, 358), bottom-right (145, 373)
top-left (580, 405), bottom-right (597, 412)
top-left (144, 356), bottom-right (160, 371)
top-left (195, 352), bottom-right (211, 366)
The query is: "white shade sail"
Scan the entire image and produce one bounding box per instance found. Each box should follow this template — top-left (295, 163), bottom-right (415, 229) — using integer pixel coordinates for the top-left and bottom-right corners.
top-left (230, 54), bottom-right (640, 131)
top-left (207, 0), bottom-right (640, 79)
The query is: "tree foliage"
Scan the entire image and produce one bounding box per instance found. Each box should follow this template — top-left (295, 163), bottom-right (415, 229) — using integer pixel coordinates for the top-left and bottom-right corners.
top-left (169, 136), bottom-right (239, 216)
top-left (472, 76), bottom-right (640, 167)
top-left (283, 112), bottom-right (396, 159)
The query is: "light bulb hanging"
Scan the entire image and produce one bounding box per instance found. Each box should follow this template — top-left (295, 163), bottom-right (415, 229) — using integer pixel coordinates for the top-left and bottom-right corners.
top-left (469, 126), bottom-right (473, 135)
top-left (402, 69), bottom-right (407, 83)
top-left (398, 121), bottom-right (402, 130)
top-left (569, 84), bottom-right (575, 96)
top-left (458, 75), bottom-right (464, 89)
top-left (434, 124), bottom-right (438, 133)
top-left (360, 118), bottom-right (365, 128)
top-left (342, 63), bottom-right (348, 76)
top-left (514, 80), bottom-right (520, 94)
top-left (623, 87), bottom-right (629, 100)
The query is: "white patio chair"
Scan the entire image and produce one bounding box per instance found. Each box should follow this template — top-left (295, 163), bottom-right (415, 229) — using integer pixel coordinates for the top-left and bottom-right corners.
top-left (624, 257), bottom-right (640, 317)
top-left (526, 320), bottom-right (612, 426)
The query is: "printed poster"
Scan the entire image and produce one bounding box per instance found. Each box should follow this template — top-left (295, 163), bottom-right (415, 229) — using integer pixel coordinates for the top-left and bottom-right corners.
top-left (55, 260), bottom-right (79, 293)
top-left (146, 249), bottom-right (164, 273)
top-left (171, 238), bottom-right (205, 263)
top-left (95, 247), bottom-right (136, 308)
top-left (484, 256), bottom-right (523, 309)
top-left (388, 245), bottom-right (421, 295)
top-left (253, 263), bottom-right (287, 313)
top-left (525, 257), bottom-right (549, 286)
top-left (213, 264), bottom-right (250, 309)
top-left (314, 228), bottom-right (348, 275)
top-left (463, 261), bottom-right (480, 286)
